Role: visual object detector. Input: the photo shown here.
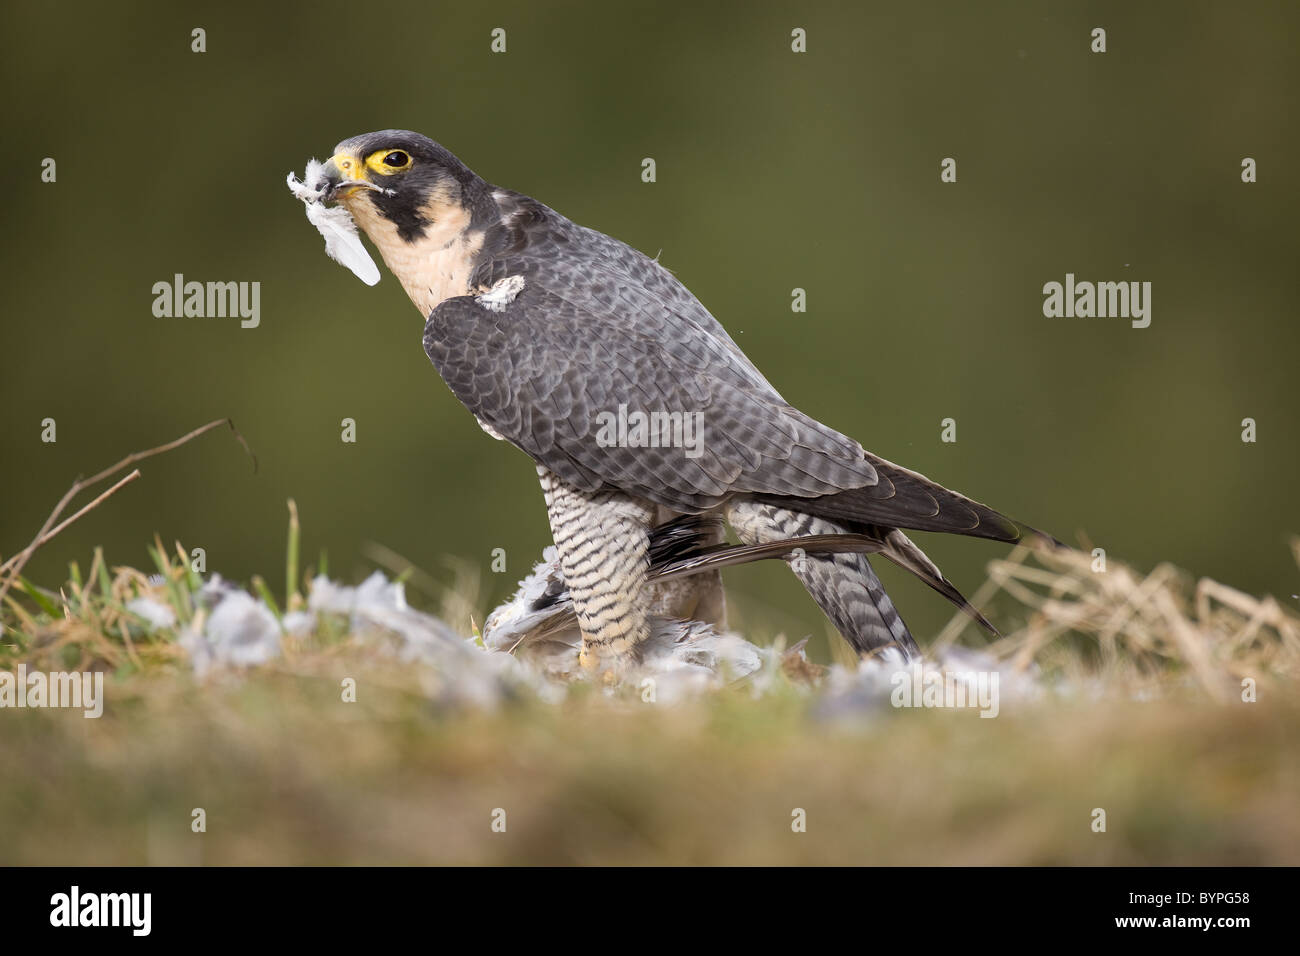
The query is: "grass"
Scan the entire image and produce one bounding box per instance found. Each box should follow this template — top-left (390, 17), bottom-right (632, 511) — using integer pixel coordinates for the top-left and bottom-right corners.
top-left (2, 500), bottom-right (1298, 865)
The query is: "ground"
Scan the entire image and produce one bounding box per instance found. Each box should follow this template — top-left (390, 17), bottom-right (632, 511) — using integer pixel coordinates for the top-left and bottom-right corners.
top-left (2, 525), bottom-right (1297, 865)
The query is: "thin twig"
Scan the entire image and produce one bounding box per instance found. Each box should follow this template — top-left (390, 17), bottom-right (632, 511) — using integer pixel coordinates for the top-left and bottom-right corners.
top-left (36, 471), bottom-right (143, 557)
top-left (0, 470), bottom-right (141, 598)
top-left (79, 417), bottom-right (255, 493)
top-left (0, 418), bottom-right (255, 609)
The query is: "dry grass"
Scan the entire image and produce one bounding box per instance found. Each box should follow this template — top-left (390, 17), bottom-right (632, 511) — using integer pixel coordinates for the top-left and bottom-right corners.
top-left (936, 541), bottom-right (1300, 697)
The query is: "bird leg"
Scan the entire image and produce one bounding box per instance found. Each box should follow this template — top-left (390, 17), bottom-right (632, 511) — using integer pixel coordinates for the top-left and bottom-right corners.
top-left (538, 468), bottom-right (654, 673)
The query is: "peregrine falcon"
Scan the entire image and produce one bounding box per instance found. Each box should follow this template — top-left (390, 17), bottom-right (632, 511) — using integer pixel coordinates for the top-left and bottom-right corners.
top-left (307, 129), bottom-right (1054, 672)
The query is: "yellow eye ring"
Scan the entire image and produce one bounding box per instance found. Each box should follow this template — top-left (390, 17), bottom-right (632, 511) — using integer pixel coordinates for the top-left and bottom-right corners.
top-left (365, 149), bottom-right (412, 174)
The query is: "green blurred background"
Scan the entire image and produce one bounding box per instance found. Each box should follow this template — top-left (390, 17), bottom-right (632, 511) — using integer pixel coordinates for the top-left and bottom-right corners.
top-left (2, 1), bottom-right (1295, 657)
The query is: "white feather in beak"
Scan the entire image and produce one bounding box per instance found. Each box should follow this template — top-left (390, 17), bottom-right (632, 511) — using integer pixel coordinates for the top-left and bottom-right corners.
top-left (287, 159), bottom-right (382, 287)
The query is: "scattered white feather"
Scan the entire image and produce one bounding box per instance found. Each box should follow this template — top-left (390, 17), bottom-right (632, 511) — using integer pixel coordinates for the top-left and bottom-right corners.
top-left (281, 610), bottom-right (315, 637)
top-left (287, 160), bottom-right (382, 286)
top-left (172, 557), bottom-right (1051, 714)
top-left (307, 572), bottom-right (529, 710)
top-left (308, 571), bottom-right (465, 652)
top-left (180, 590), bottom-right (281, 677)
top-left (813, 645), bottom-right (1041, 722)
top-left (126, 596), bottom-right (176, 632)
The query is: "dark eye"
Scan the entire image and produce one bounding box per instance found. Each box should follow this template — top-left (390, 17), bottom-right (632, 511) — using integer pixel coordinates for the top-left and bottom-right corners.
top-left (384, 151), bottom-right (410, 168)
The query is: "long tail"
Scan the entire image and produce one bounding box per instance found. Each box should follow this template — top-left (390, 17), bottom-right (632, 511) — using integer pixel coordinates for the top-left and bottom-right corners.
top-left (754, 453), bottom-right (1062, 549)
top-left (738, 448), bottom-right (1069, 647)
top-left (873, 527), bottom-right (998, 635)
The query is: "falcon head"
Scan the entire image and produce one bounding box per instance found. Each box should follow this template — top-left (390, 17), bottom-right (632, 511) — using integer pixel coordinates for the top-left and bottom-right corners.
top-left (321, 129), bottom-right (487, 243)
top-left (319, 130), bottom-right (498, 316)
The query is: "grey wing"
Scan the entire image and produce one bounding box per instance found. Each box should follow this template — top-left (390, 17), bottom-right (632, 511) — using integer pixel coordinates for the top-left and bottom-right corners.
top-left (423, 277), bottom-right (877, 513)
top-left (480, 189), bottom-right (781, 397)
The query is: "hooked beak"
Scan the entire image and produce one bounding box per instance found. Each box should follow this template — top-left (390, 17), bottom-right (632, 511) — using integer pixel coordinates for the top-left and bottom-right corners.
top-left (322, 153), bottom-right (388, 202)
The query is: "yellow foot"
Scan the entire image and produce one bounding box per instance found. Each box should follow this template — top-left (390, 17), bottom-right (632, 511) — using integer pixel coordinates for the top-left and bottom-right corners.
top-left (579, 643), bottom-right (633, 684)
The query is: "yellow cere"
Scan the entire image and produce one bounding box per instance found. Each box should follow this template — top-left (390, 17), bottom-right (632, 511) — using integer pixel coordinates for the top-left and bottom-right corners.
top-left (328, 153), bottom-right (366, 182)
